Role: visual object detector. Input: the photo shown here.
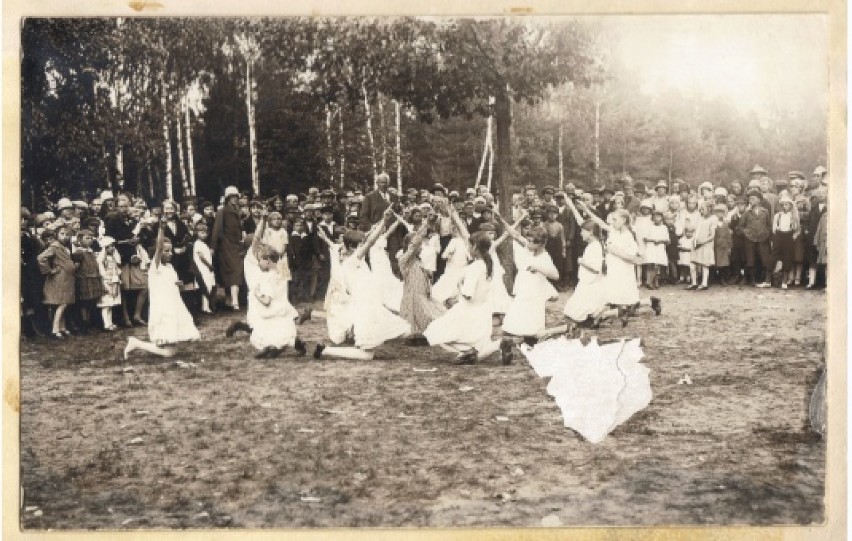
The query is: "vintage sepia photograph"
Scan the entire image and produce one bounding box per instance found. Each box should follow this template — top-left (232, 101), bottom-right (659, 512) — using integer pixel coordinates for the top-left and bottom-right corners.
top-left (14, 13), bottom-right (833, 532)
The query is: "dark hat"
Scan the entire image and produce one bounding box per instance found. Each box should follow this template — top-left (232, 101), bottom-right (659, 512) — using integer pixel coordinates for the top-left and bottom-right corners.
top-left (545, 204), bottom-right (558, 213)
top-left (542, 186), bottom-right (555, 195)
top-left (746, 187), bottom-right (763, 198)
top-left (749, 165), bottom-right (768, 175)
top-left (320, 205), bottom-right (334, 214)
top-left (432, 183), bottom-right (447, 194)
top-left (600, 185), bottom-right (614, 195)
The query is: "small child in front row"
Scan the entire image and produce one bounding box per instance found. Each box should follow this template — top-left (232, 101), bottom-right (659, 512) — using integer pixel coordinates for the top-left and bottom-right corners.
top-left (192, 223), bottom-right (216, 314)
top-left (712, 204), bottom-right (732, 285)
top-left (71, 228), bottom-right (106, 334)
top-left (642, 210), bottom-right (669, 289)
top-left (96, 236), bottom-right (122, 331)
top-left (678, 226), bottom-right (696, 285)
top-left (664, 212), bottom-right (680, 284)
top-left (37, 226), bottom-right (76, 338)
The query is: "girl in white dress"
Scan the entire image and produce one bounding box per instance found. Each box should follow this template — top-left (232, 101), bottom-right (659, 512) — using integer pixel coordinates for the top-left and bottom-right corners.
top-left (192, 223), bottom-right (216, 314)
top-left (424, 231), bottom-right (502, 365)
top-left (249, 244), bottom-right (307, 358)
top-left (579, 205), bottom-right (661, 326)
top-left (96, 236), bottom-right (122, 331)
top-left (633, 200), bottom-right (653, 285)
top-left (689, 202), bottom-right (717, 290)
top-left (480, 222), bottom-right (514, 317)
top-left (261, 211), bottom-right (291, 294)
top-left (431, 223), bottom-right (470, 305)
top-left (498, 216), bottom-right (559, 357)
top-left (314, 208), bottom-right (411, 361)
top-left (316, 226), bottom-right (353, 344)
top-left (124, 218), bottom-right (200, 359)
top-left (369, 222), bottom-right (404, 312)
top-left (560, 198), bottom-right (608, 333)
top-left (642, 210), bottom-right (670, 289)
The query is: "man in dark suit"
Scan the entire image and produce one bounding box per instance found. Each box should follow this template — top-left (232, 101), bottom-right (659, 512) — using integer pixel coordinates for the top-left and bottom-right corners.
top-left (359, 173), bottom-right (398, 229)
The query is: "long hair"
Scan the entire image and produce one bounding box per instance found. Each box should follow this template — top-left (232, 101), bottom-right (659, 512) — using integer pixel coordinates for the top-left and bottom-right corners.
top-left (469, 231), bottom-right (493, 280)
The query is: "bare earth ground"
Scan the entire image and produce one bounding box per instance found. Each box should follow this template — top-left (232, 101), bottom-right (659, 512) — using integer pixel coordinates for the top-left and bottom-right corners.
top-left (19, 285), bottom-right (826, 530)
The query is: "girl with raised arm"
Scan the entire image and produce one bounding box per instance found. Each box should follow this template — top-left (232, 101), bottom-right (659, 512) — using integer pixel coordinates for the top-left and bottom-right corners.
top-left (497, 212), bottom-right (559, 361)
top-left (431, 201), bottom-right (471, 305)
top-left (579, 203), bottom-right (661, 324)
top-left (316, 224), bottom-right (352, 344)
top-left (314, 208), bottom-right (411, 360)
top-left (423, 231), bottom-right (502, 365)
top-left (124, 217), bottom-right (200, 359)
top-left (397, 214), bottom-right (446, 344)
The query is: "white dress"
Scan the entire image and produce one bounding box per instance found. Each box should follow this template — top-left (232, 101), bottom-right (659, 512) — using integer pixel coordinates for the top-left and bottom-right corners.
top-left (324, 243), bottom-right (352, 344)
top-left (192, 240), bottom-right (216, 293)
top-left (432, 237), bottom-right (470, 303)
top-left (489, 246), bottom-right (513, 314)
top-left (97, 252), bottom-right (122, 308)
top-left (344, 255), bottom-right (411, 349)
top-left (678, 236), bottom-right (695, 266)
top-left (369, 235), bottom-right (403, 312)
top-left (420, 233), bottom-right (440, 275)
top-left (502, 248), bottom-right (559, 336)
top-left (563, 240), bottom-right (606, 322)
top-left (602, 228), bottom-right (641, 306)
top-left (633, 215), bottom-right (651, 261)
top-left (250, 270), bottom-right (298, 350)
top-left (147, 262), bottom-right (200, 346)
top-left (244, 251), bottom-right (263, 328)
top-left (424, 259), bottom-right (494, 350)
top-left (643, 223), bottom-right (670, 266)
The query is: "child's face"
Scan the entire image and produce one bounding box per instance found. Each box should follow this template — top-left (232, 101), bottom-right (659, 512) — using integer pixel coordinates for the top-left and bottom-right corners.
top-left (684, 230), bottom-right (694, 238)
top-left (687, 201), bottom-right (698, 211)
top-left (79, 233), bottom-right (94, 248)
top-left (321, 211), bottom-right (333, 222)
top-left (781, 202), bottom-right (793, 212)
top-left (197, 229), bottom-right (209, 241)
top-left (186, 205), bottom-right (196, 215)
top-left (664, 216), bottom-right (674, 227)
top-left (652, 213), bottom-right (663, 224)
top-left (294, 222), bottom-right (305, 233)
top-left (106, 244), bottom-right (116, 255)
top-left (581, 228), bottom-right (593, 243)
top-left (203, 206), bottom-right (214, 217)
top-left (57, 229), bottom-right (69, 242)
top-left (252, 206), bottom-right (263, 218)
top-left (640, 207), bottom-right (651, 216)
top-left (270, 215), bottom-right (283, 229)
top-left (161, 244), bottom-right (173, 263)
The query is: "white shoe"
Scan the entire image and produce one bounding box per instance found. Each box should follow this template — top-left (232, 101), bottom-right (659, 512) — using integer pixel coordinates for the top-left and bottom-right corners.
top-left (781, 283), bottom-right (788, 290)
top-left (757, 282), bottom-right (771, 288)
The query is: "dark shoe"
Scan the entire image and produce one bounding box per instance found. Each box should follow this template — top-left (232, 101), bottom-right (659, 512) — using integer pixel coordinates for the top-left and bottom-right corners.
top-left (651, 296), bottom-right (662, 316)
top-left (255, 347), bottom-right (274, 359)
top-left (618, 308), bottom-right (629, 328)
top-left (522, 336), bottom-right (538, 347)
top-left (500, 338), bottom-right (514, 365)
top-left (452, 349), bottom-right (477, 365)
top-left (225, 321), bottom-right (251, 338)
top-left (313, 343), bottom-right (326, 359)
top-left (266, 347), bottom-right (282, 359)
top-left (294, 338), bottom-right (307, 357)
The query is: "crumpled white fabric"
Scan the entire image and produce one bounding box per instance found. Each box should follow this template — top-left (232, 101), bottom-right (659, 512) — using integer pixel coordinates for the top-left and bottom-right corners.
top-left (521, 338), bottom-right (652, 444)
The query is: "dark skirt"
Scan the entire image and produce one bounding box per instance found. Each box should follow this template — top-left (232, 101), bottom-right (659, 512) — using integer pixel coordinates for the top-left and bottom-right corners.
top-left (77, 276), bottom-right (106, 302)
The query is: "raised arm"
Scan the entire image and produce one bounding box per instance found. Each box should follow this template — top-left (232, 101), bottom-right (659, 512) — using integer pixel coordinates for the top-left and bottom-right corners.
top-left (353, 208), bottom-right (394, 260)
top-left (153, 218), bottom-right (166, 268)
top-left (448, 205), bottom-right (470, 245)
top-left (495, 211), bottom-right (528, 248)
top-left (316, 225), bottom-right (337, 249)
top-left (251, 213), bottom-right (267, 259)
top-left (564, 197), bottom-right (586, 231)
top-left (493, 212), bottom-right (527, 248)
top-left (577, 201), bottom-right (611, 232)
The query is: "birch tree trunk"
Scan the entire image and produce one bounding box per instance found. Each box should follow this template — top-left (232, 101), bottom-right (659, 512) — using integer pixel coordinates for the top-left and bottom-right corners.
top-left (325, 104), bottom-right (335, 188)
top-left (378, 92), bottom-right (387, 173)
top-left (475, 116), bottom-right (492, 188)
top-left (594, 96), bottom-right (601, 184)
top-left (161, 83), bottom-right (173, 201)
top-left (246, 59), bottom-right (259, 195)
top-left (339, 106), bottom-right (345, 189)
top-left (116, 145), bottom-right (123, 179)
top-left (486, 124), bottom-right (494, 192)
top-left (558, 123), bottom-right (564, 189)
top-left (146, 155), bottom-right (155, 199)
top-left (394, 99), bottom-right (402, 192)
top-left (185, 102), bottom-right (196, 196)
top-left (362, 81), bottom-right (378, 183)
top-left (176, 96), bottom-right (189, 198)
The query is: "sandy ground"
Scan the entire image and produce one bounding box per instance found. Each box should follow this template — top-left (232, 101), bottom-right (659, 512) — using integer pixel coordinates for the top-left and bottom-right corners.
top-left (18, 284), bottom-right (826, 529)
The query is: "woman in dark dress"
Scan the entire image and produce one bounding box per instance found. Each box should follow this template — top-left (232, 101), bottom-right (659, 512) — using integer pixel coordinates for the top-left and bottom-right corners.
top-left (212, 186), bottom-right (245, 310)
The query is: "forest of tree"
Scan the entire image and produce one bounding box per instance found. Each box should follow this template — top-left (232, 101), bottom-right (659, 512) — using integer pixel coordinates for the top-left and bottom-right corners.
top-left (21, 17), bottom-right (827, 212)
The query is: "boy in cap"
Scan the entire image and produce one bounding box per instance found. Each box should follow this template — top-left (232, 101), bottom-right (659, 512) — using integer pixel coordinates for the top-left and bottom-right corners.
top-left (740, 188), bottom-right (773, 287)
